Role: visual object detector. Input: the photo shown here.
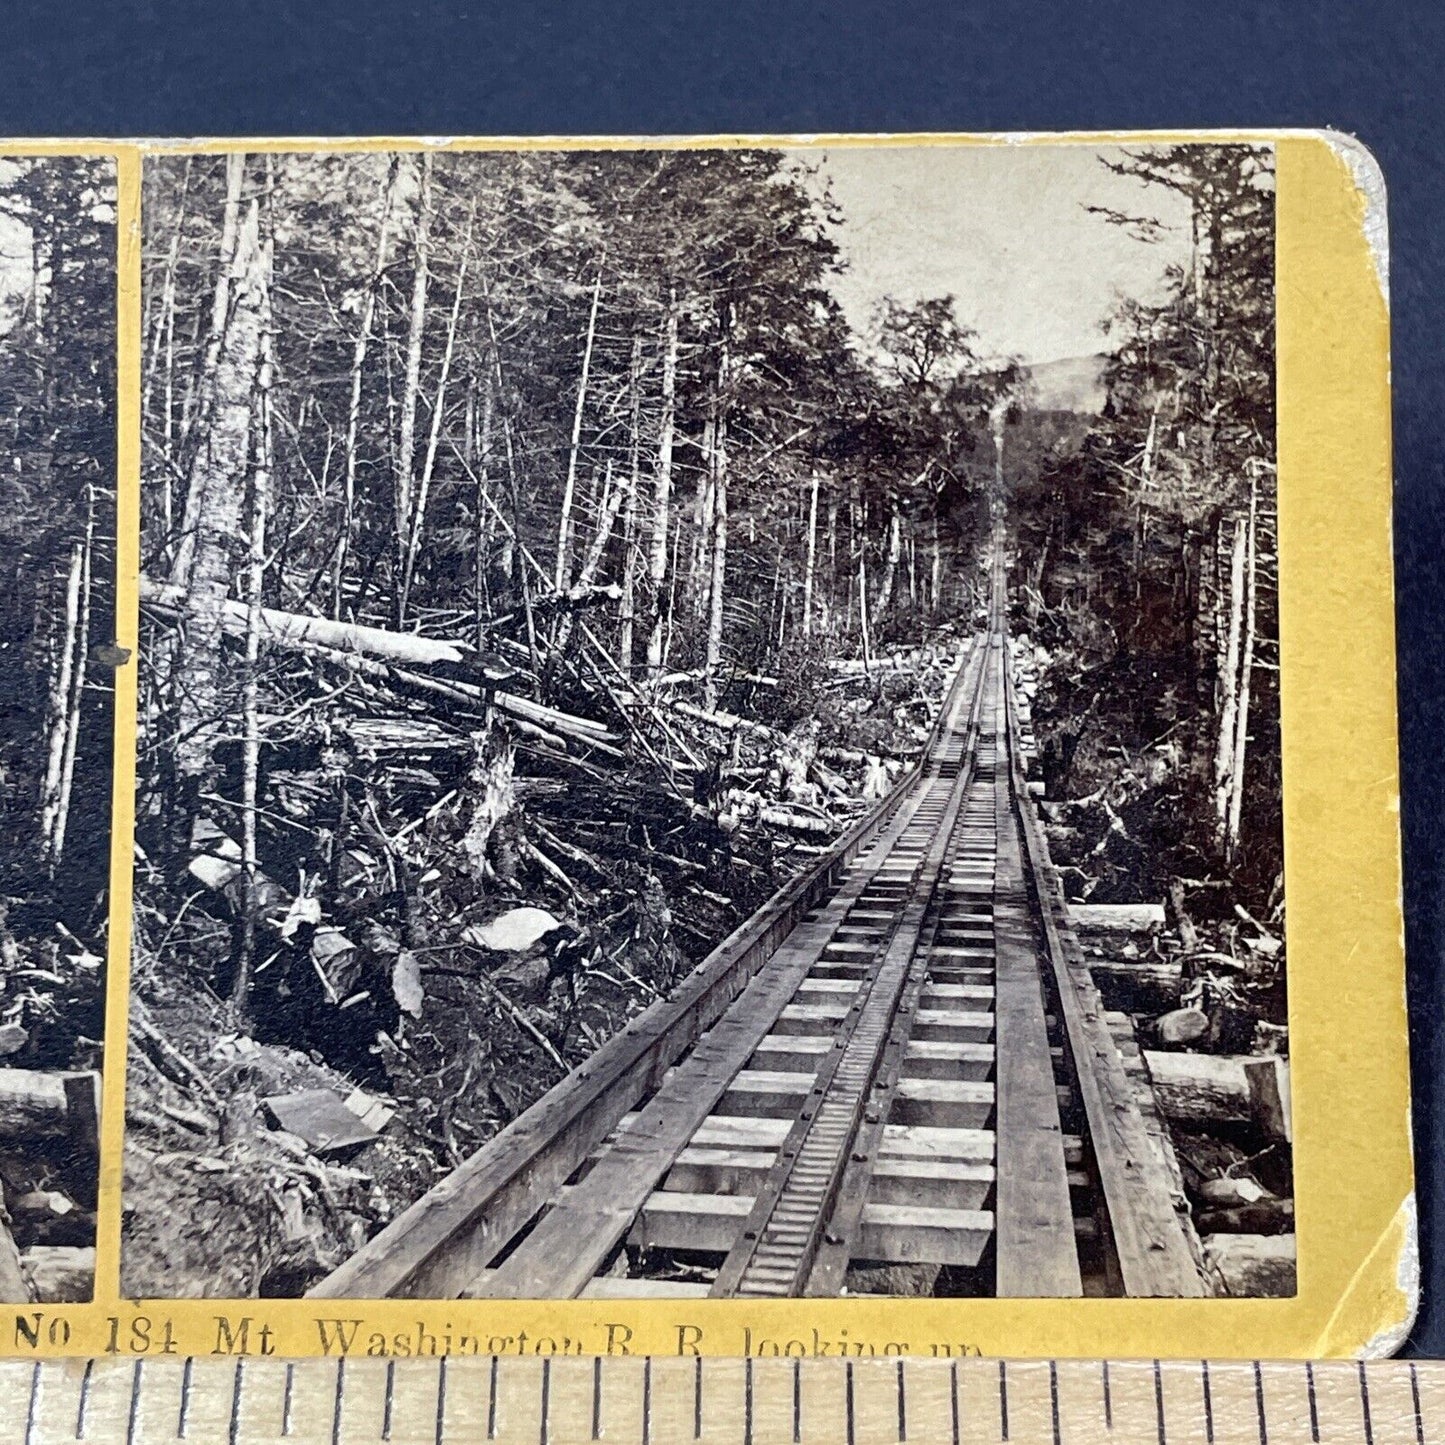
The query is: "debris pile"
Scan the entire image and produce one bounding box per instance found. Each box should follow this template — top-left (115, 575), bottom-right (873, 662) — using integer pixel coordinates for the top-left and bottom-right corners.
top-left (123, 602), bottom-right (968, 1297)
top-left (0, 907), bottom-right (103, 1301)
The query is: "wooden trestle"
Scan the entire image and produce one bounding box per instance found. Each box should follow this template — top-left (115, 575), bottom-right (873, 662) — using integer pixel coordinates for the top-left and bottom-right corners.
top-left (311, 543), bottom-right (1204, 1302)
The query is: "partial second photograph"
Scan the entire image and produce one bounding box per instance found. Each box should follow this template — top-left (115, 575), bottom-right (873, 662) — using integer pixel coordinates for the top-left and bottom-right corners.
top-left (0, 153), bottom-right (118, 1304)
top-left (121, 143), bottom-right (1289, 1302)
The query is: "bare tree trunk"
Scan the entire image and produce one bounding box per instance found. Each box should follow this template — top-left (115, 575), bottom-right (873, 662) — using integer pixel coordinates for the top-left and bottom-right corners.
top-left (173, 198), bottom-right (267, 792)
top-left (1226, 478), bottom-right (1258, 861)
top-left (689, 417), bottom-right (716, 616)
top-left (236, 176), bottom-right (275, 1024)
top-left (38, 544), bottom-right (83, 865)
top-left (170, 154), bottom-right (245, 588)
top-left (393, 152), bottom-right (432, 626)
top-left (857, 551), bottom-right (873, 674)
top-left (49, 488), bottom-right (95, 870)
top-left (555, 264), bottom-right (604, 598)
top-left (473, 376), bottom-right (495, 650)
top-left (930, 514), bottom-right (941, 614)
top-left (618, 336), bottom-right (643, 671)
top-left (1213, 511), bottom-right (1247, 848)
top-left (645, 292), bottom-right (678, 675)
top-left (702, 317), bottom-right (731, 710)
top-left (401, 201), bottom-right (474, 620)
top-left (874, 509), bottom-right (902, 616)
top-left (146, 157), bottom-right (193, 530)
top-left (331, 155), bottom-right (400, 619)
top-left (802, 467), bottom-right (819, 637)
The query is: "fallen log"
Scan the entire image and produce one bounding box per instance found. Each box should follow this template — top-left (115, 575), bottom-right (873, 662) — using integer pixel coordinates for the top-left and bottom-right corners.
top-left (141, 578), bottom-right (619, 750)
top-left (1141, 1051), bottom-right (1252, 1125)
top-left (1070, 902), bottom-right (1167, 934)
top-left (1087, 956), bottom-right (1183, 1013)
top-left (19, 1245), bottom-right (94, 1303)
top-left (1202, 1233), bottom-right (1296, 1298)
top-left (0, 1069), bottom-right (70, 1139)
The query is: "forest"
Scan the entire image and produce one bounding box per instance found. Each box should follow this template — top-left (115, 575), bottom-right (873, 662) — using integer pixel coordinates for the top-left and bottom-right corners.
top-left (0, 156), bottom-right (117, 1302)
top-left (123, 147), bottom-right (1010, 1294)
top-left (120, 144), bottom-right (1286, 1297)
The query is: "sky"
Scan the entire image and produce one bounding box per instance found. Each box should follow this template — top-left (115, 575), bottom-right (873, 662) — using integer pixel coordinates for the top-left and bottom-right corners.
top-left (804, 143), bottom-right (1195, 368)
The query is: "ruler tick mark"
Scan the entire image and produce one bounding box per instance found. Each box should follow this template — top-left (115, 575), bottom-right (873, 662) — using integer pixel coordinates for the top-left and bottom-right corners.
top-left (898, 1357), bottom-right (908, 1441)
top-left (178, 1356), bottom-right (193, 1438)
top-left (592, 1355), bottom-right (602, 1440)
top-left (1253, 1360), bottom-right (1267, 1445)
top-left (488, 1355), bottom-right (498, 1439)
top-left (846, 1360), bottom-right (857, 1445)
top-left (1201, 1361), bottom-right (1214, 1445)
top-left (999, 1360), bottom-right (1009, 1442)
top-left (1103, 1360), bottom-right (1112, 1429)
top-left (1153, 1360), bottom-right (1165, 1445)
top-left (382, 1360), bottom-right (395, 1441)
top-left (1305, 1360), bottom-right (1319, 1443)
top-left (642, 1356), bottom-right (652, 1445)
top-left (694, 1354), bottom-right (703, 1440)
top-left (76, 1355), bottom-right (94, 1438)
top-left (793, 1357), bottom-right (802, 1442)
top-left (1411, 1362), bottom-right (1425, 1445)
top-left (332, 1359), bottom-right (344, 1445)
top-left (125, 1360), bottom-right (142, 1445)
top-left (745, 1355), bottom-right (754, 1445)
top-left (1050, 1361), bottom-right (1060, 1445)
top-left (23, 1359), bottom-right (38, 1445)
top-left (229, 1359), bottom-right (244, 1445)
top-left (436, 1356), bottom-right (449, 1445)
top-left (540, 1356), bottom-right (550, 1445)
top-left (1359, 1361), bottom-right (1374, 1445)
top-left (950, 1360), bottom-right (960, 1445)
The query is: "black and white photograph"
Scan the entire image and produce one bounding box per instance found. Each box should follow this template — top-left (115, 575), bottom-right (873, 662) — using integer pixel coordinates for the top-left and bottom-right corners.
top-left (0, 154), bottom-right (117, 1304)
top-left (121, 141), bottom-right (1289, 1303)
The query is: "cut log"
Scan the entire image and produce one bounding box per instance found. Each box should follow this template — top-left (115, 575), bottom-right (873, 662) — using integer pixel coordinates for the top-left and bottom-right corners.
top-left (141, 578), bottom-right (616, 747)
top-left (1141, 1051), bottom-right (1252, 1125)
top-left (1202, 1233), bottom-right (1296, 1298)
top-left (1070, 903), bottom-right (1166, 934)
top-left (1086, 956), bottom-right (1183, 1013)
top-left (1243, 1056), bottom-right (1293, 1144)
top-left (0, 1069), bottom-right (70, 1139)
top-left (19, 1246), bottom-right (94, 1303)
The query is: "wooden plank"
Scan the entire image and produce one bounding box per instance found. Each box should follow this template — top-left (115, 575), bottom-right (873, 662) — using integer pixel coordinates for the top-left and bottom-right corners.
top-left (633, 1193), bottom-right (994, 1269)
top-left (664, 1147), bottom-right (775, 1195)
top-left (899, 1040), bottom-right (995, 1080)
top-left (990, 657), bottom-right (1083, 1300)
top-left (580, 1277), bottom-right (711, 1299)
top-left (856, 1204), bottom-right (993, 1268)
top-left (867, 1157), bottom-right (995, 1209)
top-left (920, 982), bottom-right (995, 1005)
top-left (717, 1071), bottom-right (816, 1118)
top-left (889, 1078), bottom-right (994, 1129)
top-left (748, 1035), bottom-right (832, 1072)
top-left (910, 1009), bottom-right (995, 1043)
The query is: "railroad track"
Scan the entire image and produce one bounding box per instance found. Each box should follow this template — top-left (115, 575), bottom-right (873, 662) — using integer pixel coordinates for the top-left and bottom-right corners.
top-left (312, 543), bottom-right (1205, 1303)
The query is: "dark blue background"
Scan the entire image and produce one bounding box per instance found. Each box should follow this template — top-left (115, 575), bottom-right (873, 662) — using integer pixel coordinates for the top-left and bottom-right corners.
top-left (4, 0), bottom-right (1440, 1354)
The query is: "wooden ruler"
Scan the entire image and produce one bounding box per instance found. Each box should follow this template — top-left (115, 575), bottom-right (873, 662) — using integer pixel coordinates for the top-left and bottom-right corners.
top-left (0, 1356), bottom-right (1435, 1443)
